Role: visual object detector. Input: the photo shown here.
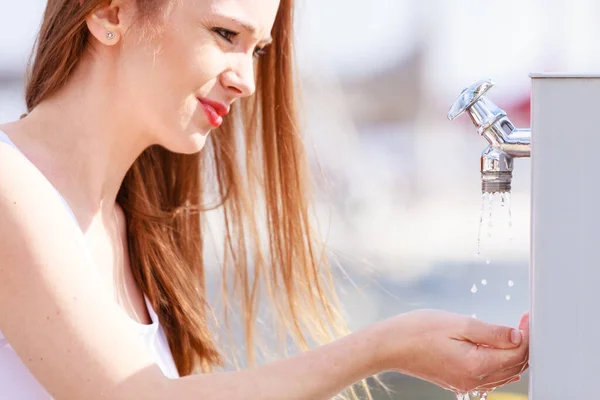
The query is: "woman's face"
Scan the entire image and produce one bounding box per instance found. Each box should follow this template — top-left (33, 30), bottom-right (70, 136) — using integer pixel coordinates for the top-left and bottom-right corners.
top-left (113, 0), bottom-right (280, 153)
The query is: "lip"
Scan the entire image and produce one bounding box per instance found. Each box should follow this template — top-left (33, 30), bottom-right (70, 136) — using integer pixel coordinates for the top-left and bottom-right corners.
top-left (197, 98), bottom-right (229, 128)
top-left (198, 98), bottom-right (229, 117)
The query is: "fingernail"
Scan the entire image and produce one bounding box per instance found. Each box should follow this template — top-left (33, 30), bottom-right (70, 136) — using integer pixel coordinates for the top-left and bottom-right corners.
top-left (511, 329), bottom-right (522, 345)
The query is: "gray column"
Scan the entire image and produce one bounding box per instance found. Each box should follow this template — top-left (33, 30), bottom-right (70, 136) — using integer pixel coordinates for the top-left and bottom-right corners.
top-left (529, 74), bottom-right (600, 399)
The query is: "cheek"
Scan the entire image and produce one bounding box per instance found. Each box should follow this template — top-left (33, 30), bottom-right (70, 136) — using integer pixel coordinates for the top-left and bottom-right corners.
top-left (117, 47), bottom-right (181, 112)
top-left (186, 44), bottom-right (228, 89)
top-left (158, 31), bottom-right (226, 86)
top-left (117, 38), bottom-right (227, 129)
top-left (152, 45), bottom-right (226, 100)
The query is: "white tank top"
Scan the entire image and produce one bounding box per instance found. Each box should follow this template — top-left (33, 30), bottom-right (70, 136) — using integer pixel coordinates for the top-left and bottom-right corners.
top-left (0, 130), bottom-right (180, 398)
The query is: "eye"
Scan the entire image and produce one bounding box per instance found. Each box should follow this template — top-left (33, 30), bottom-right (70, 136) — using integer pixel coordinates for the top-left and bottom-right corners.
top-left (213, 26), bottom-right (268, 59)
top-left (212, 27), bottom-right (238, 43)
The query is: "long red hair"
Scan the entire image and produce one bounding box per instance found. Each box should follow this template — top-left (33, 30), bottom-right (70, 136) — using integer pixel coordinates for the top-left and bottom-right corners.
top-left (25, 0), bottom-right (373, 398)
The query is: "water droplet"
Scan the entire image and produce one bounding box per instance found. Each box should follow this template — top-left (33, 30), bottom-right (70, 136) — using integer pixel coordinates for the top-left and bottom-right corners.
top-left (477, 194), bottom-right (485, 256)
top-left (487, 193), bottom-right (494, 239)
top-left (471, 284), bottom-right (478, 294)
top-left (486, 259), bottom-right (492, 265)
top-left (506, 192), bottom-right (513, 242)
top-left (471, 314), bottom-right (477, 319)
top-left (505, 295), bottom-right (511, 300)
top-left (508, 280), bottom-right (514, 287)
top-left (481, 279), bottom-right (487, 285)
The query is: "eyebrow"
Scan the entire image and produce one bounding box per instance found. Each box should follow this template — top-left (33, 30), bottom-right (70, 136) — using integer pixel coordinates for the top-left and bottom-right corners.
top-left (226, 16), bottom-right (273, 46)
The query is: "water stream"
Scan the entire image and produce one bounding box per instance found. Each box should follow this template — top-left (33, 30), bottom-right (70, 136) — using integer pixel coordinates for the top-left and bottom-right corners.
top-left (458, 192), bottom-right (516, 399)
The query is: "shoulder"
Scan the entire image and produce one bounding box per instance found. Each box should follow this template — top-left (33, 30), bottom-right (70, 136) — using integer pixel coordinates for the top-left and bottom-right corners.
top-left (0, 125), bottom-right (44, 188)
top-left (0, 133), bottom-right (72, 229)
top-left (0, 135), bottom-right (84, 288)
top-left (0, 135), bottom-right (164, 399)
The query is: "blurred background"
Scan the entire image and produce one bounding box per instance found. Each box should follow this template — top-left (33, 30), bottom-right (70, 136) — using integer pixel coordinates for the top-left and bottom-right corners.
top-left (4, 0), bottom-right (600, 398)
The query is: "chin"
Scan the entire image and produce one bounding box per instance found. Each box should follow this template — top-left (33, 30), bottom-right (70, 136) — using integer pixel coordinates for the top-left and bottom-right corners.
top-left (161, 130), bottom-right (210, 155)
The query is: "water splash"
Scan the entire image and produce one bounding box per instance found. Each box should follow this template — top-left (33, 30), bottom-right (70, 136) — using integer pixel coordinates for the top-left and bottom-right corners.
top-left (456, 391), bottom-right (490, 400)
top-left (477, 192), bottom-right (514, 262)
top-left (471, 284), bottom-right (478, 294)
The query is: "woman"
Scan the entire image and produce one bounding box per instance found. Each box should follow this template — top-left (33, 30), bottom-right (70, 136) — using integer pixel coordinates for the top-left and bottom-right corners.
top-left (0, 0), bottom-right (529, 398)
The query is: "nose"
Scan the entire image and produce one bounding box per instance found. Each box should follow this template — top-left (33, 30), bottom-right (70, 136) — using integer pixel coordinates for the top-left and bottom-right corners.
top-left (220, 55), bottom-right (256, 99)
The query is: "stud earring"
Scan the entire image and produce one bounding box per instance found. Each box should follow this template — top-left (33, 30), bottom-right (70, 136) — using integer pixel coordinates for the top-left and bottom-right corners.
top-left (106, 31), bottom-right (115, 40)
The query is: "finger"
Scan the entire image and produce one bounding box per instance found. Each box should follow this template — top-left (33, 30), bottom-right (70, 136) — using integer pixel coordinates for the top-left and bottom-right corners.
top-left (475, 375), bottom-right (521, 393)
top-left (494, 354), bottom-right (529, 375)
top-left (468, 359), bottom-right (528, 393)
top-left (478, 358), bottom-right (528, 380)
top-left (477, 360), bottom-right (528, 389)
top-left (479, 346), bottom-right (529, 376)
top-left (462, 318), bottom-right (524, 349)
top-left (509, 375), bottom-right (522, 384)
top-left (477, 372), bottom-right (522, 390)
top-left (476, 322), bottom-right (530, 373)
top-left (518, 312), bottom-right (530, 333)
top-left (477, 374), bottom-right (522, 391)
top-left (476, 340), bottom-right (529, 384)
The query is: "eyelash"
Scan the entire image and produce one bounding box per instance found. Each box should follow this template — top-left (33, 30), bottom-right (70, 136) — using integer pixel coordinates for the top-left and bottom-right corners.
top-left (212, 27), bottom-right (268, 58)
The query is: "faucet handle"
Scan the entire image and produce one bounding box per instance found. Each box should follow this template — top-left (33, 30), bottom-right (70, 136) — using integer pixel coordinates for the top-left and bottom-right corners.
top-left (447, 79), bottom-right (495, 120)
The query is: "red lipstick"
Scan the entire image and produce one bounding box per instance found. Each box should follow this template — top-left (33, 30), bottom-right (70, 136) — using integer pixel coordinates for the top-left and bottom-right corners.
top-left (198, 98), bottom-right (229, 128)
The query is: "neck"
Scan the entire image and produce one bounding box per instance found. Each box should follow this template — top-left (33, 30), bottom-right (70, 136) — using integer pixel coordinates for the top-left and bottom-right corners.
top-left (4, 56), bottom-right (153, 226)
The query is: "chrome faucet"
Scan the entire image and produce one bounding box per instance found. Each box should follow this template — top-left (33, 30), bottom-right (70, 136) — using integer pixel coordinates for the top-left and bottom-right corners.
top-left (448, 79), bottom-right (531, 193)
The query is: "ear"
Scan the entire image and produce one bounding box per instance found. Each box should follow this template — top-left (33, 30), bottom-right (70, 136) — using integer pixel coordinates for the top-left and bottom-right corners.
top-left (85, 0), bottom-right (136, 46)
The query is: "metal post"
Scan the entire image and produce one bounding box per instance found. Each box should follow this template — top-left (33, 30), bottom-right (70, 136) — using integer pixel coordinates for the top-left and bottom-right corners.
top-left (529, 74), bottom-right (600, 399)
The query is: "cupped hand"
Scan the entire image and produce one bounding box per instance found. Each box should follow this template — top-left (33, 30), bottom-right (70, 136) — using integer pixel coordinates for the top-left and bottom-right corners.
top-left (371, 310), bottom-right (529, 393)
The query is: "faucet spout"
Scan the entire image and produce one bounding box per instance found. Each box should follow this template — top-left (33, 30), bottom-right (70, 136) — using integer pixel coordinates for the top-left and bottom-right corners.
top-left (448, 79), bottom-right (531, 193)
top-left (481, 146), bottom-right (513, 193)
